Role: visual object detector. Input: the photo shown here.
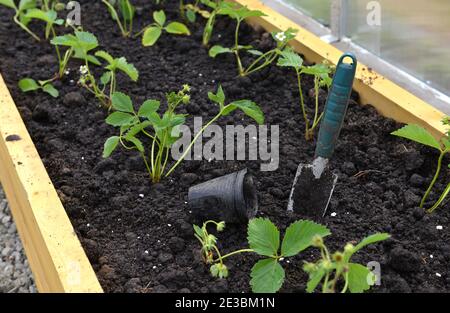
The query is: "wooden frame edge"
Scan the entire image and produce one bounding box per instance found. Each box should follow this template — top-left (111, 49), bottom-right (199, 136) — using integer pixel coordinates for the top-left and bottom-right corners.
top-left (0, 74), bottom-right (102, 293)
top-left (233, 0), bottom-right (448, 139)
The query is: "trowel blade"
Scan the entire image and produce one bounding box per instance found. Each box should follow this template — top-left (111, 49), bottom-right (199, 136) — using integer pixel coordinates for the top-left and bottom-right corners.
top-left (287, 160), bottom-right (338, 218)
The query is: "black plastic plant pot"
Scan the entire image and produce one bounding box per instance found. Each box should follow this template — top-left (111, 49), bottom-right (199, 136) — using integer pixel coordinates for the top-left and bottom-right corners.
top-left (188, 168), bottom-right (258, 223)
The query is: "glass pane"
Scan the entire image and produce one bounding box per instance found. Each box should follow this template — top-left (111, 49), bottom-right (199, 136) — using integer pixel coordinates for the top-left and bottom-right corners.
top-left (345, 0), bottom-right (450, 95)
top-left (283, 0), bottom-right (331, 26)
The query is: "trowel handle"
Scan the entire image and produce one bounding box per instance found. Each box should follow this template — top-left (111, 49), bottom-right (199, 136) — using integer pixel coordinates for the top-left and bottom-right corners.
top-left (315, 53), bottom-right (357, 159)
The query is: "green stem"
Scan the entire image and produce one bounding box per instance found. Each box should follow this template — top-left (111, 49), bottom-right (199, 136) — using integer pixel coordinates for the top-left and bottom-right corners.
top-left (214, 248), bottom-right (254, 262)
top-left (427, 182), bottom-right (450, 213)
top-left (341, 272), bottom-right (349, 293)
top-left (234, 19), bottom-right (244, 76)
top-left (13, 13), bottom-right (40, 41)
top-left (165, 110), bottom-right (223, 177)
top-left (420, 150), bottom-right (446, 208)
top-left (102, 0), bottom-right (127, 37)
top-left (296, 70), bottom-right (310, 138)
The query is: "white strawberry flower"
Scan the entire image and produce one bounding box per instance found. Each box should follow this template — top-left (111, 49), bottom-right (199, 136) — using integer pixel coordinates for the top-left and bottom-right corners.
top-left (79, 65), bottom-right (88, 75)
top-left (275, 31), bottom-right (286, 42)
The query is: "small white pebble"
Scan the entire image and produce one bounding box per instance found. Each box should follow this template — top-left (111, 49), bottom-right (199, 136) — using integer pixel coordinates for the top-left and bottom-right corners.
top-left (138, 194), bottom-right (144, 198)
top-left (144, 250), bottom-right (149, 254)
top-left (189, 210), bottom-right (192, 214)
top-left (279, 257), bottom-right (284, 261)
top-left (117, 218), bottom-right (121, 221)
top-left (167, 224), bottom-right (172, 227)
top-left (436, 225), bottom-right (443, 230)
top-left (330, 212), bottom-right (337, 217)
top-left (81, 156), bottom-right (85, 160)
top-left (430, 254), bottom-right (434, 258)
top-left (86, 223), bottom-right (90, 227)
top-left (157, 240), bottom-right (161, 243)
top-left (218, 34), bottom-right (222, 38)
top-left (184, 201), bottom-right (188, 204)
top-left (208, 158), bottom-right (212, 162)
top-left (199, 73), bottom-right (203, 77)
top-left (436, 273), bottom-right (442, 277)
top-left (212, 80), bottom-right (215, 83)
top-left (70, 80), bottom-right (74, 84)
top-left (286, 260), bottom-right (290, 263)
top-left (152, 265), bottom-right (157, 269)
top-left (137, 236), bottom-right (141, 239)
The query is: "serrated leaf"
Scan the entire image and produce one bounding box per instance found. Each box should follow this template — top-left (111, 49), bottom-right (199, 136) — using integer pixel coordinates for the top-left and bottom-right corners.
top-left (229, 100), bottom-right (264, 125)
top-left (305, 268), bottom-right (326, 293)
top-left (347, 263), bottom-right (374, 293)
top-left (115, 57), bottom-right (139, 81)
top-left (209, 45), bottom-right (232, 58)
top-left (346, 233), bottom-right (390, 262)
top-left (165, 22), bottom-right (190, 35)
top-left (250, 258), bottom-right (285, 293)
top-left (391, 124), bottom-right (441, 150)
top-left (277, 48), bottom-right (303, 69)
top-left (74, 30), bottom-right (99, 51)
top-left (248, 218), bottom-right (280, 257)
top-left (153, 10), bottom-right (166, 26)
top-left (42, 83), bottom-right (59, 98)
top-left (281, 220), bottom-right (330, 257)
top-left (138, 99), bottom-right (160, 118)
top-left (142, 26), bottom-right (162, 46)
top-left (111, 92), bottom-right (134, 113)
top-left (105, 112), bottom-right (135, 126)
top-left (0, 0), bottom-right (17, 9)
top-left (95, 50), bottom-right (115, 64)
top-left (18, 78), bottom-right (40, 92)
top-left (103, 136), bottom-right (120, 158)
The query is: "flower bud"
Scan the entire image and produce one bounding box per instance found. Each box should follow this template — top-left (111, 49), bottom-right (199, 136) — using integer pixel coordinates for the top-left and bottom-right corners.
top-left (312, 235), bottom-right (323, 247)
top-left (55, 3), bottom-right (66, 11)
top-left (332, 251), bottom-right (344, 262)
top-left (344, 243), bottom-right (355, 254)
top-left (216, 221), bottom-right (225, 232)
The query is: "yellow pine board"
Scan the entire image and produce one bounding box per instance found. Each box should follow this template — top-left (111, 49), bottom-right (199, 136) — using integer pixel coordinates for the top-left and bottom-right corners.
top-left (0, 74), bottom-right (102, 293)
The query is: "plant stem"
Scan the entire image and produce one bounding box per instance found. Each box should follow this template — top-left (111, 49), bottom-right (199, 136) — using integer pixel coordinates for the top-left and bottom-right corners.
top-left (295, 69), bottom-right (310, 139)
top-left (233, 19), bottom-right (244, 76)
top-left (214, 248), bottom-right (254, 262)
top-left (421, 149), bottom-right (446, 208)
top-left (13, 14), bottom-right (40, 41)
top-left (165, 110), bottom-right (223, 177)
top-left (102, 0), bottom-right (127, 37)
top-left (341, 272), bottom-right (349, 293)
top-left (427, 182), bottom-right (450, 213)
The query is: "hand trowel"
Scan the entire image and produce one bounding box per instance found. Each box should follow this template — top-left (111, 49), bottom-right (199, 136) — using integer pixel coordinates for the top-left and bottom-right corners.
top-left (287, 53), bottom-right (357, 217)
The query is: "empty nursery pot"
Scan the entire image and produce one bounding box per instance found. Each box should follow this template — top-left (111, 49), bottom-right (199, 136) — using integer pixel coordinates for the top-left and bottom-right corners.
top-left (188, 168), bottom-right (258, 223)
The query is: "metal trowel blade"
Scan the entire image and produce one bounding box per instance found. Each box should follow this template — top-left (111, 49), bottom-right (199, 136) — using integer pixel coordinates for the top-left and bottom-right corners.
top-left (287, 157), bottom-right (338, 218)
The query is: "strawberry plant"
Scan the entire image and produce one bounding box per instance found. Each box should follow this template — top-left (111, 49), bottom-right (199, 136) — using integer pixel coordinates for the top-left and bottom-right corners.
top-left (194, 218), bottom-right (330, 293)
top-left (51, 30), bottom-right (101, 79)
top-left (208, 4), bottom-right (297, 76)
top-left (392, 119), bottom-right (450, 213)
top-left (277, 48), bottom-right (333, 140)
top-left (103, 85), bottom-right (264, 183)
top-left (138, 10), bottom-right (190, 47)
top-left (303, 233), bottom-right (390, 293)
top-left (18, 77), bottom-right (58, 98)
top-left (102, 0), bottom-right (135, 37)
top-left (0, 0), bottom-right (41, 41)
top-left (89, 50), bottom-right (139, 107)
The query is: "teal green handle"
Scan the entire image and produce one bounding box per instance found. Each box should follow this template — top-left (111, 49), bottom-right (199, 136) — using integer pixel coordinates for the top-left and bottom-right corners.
top-left (315, 53), bottom-right (357, 159)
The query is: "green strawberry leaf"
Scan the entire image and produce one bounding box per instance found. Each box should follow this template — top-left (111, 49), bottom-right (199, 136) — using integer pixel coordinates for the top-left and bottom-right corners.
top-left (111, 92), bottom-right (134, 113)
top-left (103, 136), bottom-right (120, 158)
top-left (347, 263), bottom-right (375, 293)
top-left (105, 112), bottom-right (135, 126)
top-left (281, 220), bottom-right (330, 257)
top-left (391, 124), bottom-right (441, 150)
top-left (250, 258), bottom-right (285, 293)
top-left (229, 100), bottom-right (264, 125)
top-left (153, 10), bottom-right (166, 26)
top-left (142, 26), bottom-right (162, 46)
top-left (138, 99), bottom-right (160, 118)
top-left (209, 45), bottom-right (232, 58)
top-left (165, 22), bottom-right (190, 35)
top-left (248, 218), bottom-right (280, 257)
top-left (18, 78), bottom-right (40, 92)
top-left (42, 83), bottom-right (59, 98)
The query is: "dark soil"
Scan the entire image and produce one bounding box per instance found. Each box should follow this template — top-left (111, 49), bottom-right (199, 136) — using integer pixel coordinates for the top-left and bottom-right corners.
top-left (1, 1), bottom-right (449, 293)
